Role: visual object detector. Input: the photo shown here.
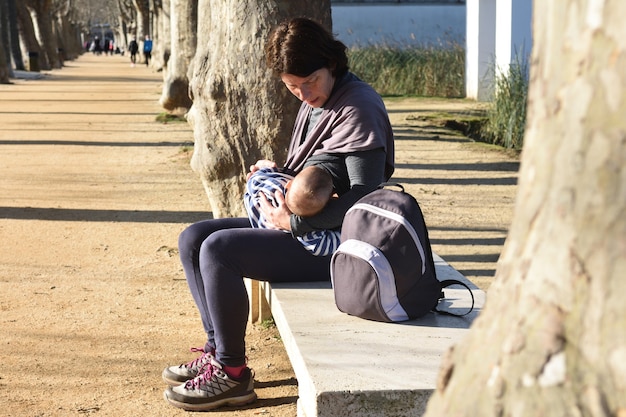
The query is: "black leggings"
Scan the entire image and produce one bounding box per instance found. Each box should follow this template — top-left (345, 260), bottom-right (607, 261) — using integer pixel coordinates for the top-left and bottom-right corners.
top-left (178, 217), bottom-right (331, 366)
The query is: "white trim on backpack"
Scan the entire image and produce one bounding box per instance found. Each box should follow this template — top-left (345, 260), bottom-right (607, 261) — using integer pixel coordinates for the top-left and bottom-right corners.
top-left (332, 239), bottom-right (409, 322)
top-left (347, 203), bottom-right (427, 274)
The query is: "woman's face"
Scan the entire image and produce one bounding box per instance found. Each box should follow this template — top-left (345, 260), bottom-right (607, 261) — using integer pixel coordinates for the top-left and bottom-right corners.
top-left (280, 68), bottom-right (335, 108)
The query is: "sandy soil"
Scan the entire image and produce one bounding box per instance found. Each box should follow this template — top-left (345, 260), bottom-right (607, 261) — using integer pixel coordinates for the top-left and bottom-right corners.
top-left (0, 54), bottom-right (518, 416)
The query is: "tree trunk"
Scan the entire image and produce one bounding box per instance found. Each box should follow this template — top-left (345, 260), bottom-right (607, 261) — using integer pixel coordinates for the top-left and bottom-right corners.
top-left (55, 0), bottom-right (81, 61)
top-left (29, 0), bottom-right (61, 69)
top-left (7, 0), bottom-right (24, 70)
top-left (16, 0), bottom-right (45, 71)
top-left (187, 0), bottom-right (331, 218)
top-left (158, 0), bottom-right (172, 71)
top-left (0, 0), bottom-right (15, 78)
top-left (0, 20), bottom-right (10, 83)
top-left (118, 0), bottom-right (136, 42)
top-left (148, 0), bottom-right (165, 69)
top-left (159, 0), bottom-right (196, 111)
top-left (132, 0), bottom-right (150, 40)
top-left (424, 1), bottom-right (626, 416)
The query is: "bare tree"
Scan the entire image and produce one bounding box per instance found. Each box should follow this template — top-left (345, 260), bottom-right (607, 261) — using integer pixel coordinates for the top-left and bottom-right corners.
top-left (25, 0), bottom-right (62, 69)
top-left (117, 0), bottom-right (136, 48)
top-left (0, 14), bottom-right (9, 82)
top-left (150, 0), bottom-right (169, 70)
top-left (131, 0), bottom-right (149, 41)
top-left (158, 0), bottom-right (194, 110)
top-left (53, 0), bottom-right (82, 60)
top-left (424, 0), bottom-right (626, 416)
top-left (6, 0), bottom-right (24, 70)
top-left (16, 0), bottom-right (46, 70)
top-left (159, 0), bottom-right (195, 111)
top-left (0, 0), bottom-right (15, 78)
top-left (187, 0), bottom-right (332, 218)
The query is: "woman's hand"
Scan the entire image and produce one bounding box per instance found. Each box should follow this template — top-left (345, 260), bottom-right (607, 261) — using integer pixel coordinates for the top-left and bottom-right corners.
top-left (258, 189), bottom-right (292, 231)
top-left (247, 159), bottom-right (277, 180)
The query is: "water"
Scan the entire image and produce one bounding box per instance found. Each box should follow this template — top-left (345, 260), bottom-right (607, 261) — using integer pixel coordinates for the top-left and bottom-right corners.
top-left (332, 4), bottom-right (465, 48)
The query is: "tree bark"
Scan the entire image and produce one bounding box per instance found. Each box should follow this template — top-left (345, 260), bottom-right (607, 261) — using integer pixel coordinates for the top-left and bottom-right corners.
top-left (159, 0), bottom-right (196, 111)
top-left (187, 0), bottom-right (331, 218)
top-left (0, 0), bottom-right (15, 78)
top-left (132, 0), bottom-right (150, 40)
top-left (54, 0), bottom-right (81, 61)
top-left (424, 1), bottom-right (626, 416)
top-left (28, 0), bottom-right (61, 69)
top-left (0, 18), bottom-right (10, 83)
top-left (16, 0), bottom-right (46, 71)
top-left (6, 0), bottom-right (24, 70)
top-left (148, 0), bottom-right (165, 69)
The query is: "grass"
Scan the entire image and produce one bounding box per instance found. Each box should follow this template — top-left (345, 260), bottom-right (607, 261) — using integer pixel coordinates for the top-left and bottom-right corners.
top-left (480, 56), bottom-right (529, 150)
top-left (155, 112), bottom-right (187, 124)
top-left (349, 43), bottom-right (528, 150)
top-left (348, 42), bottom-right (465, 98)
top-left (260, 317), bottom-right (276, 329)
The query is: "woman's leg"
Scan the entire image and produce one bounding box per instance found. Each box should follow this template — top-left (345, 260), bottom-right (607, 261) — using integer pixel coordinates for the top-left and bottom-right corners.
top-left (178, 217), bottom-right (251, 349)
top-left (165, 220), bottom-right (330, 410)
top-left (199, 226), bottom-right (331, 367)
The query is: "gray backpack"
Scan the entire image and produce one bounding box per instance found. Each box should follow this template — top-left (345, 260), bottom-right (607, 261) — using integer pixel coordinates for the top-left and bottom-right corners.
top-left (330, 184), bottom-right (473, 322)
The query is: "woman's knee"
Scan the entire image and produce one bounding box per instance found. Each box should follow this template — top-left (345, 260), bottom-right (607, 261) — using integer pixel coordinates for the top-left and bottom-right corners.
top-left (198, 229), bottom-right (236, 258)
top-left (179, 222), bottom-right (217, 262)
top-left (179, 223), bottom-right (199, 252)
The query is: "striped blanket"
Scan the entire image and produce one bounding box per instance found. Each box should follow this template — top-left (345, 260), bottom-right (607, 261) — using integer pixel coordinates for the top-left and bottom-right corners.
top-left (244, 167), bottom-right (341, 256)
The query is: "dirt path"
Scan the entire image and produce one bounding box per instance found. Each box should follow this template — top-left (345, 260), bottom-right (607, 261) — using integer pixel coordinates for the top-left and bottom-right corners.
top-left (0, 54), bottom-right (518, 416)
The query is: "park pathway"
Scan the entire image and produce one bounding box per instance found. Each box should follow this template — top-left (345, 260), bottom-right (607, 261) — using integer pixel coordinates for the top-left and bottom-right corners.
top-left (0, 53), bottom-right (518, 416)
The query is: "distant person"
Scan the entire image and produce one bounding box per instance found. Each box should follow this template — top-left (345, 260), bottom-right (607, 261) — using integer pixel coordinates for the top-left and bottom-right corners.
top-left (244, 166), bottom-right (341, 256)
top-left (128, 37), bottom-right (139, 66)
top-left (92, 37), bottom-right (102, 55)
top-left (143, 35), bottom-right (153, 66)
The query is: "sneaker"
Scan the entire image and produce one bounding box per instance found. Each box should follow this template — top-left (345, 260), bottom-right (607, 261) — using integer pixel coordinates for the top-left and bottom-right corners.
top-left (162, 347), bottom-right (214, 386)
top-left (163, 359), bottom-right (257, 411)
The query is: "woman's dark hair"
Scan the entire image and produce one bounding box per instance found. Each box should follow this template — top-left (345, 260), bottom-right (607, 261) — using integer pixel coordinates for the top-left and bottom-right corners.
top-left (265, 17), bottom-right (349, 78)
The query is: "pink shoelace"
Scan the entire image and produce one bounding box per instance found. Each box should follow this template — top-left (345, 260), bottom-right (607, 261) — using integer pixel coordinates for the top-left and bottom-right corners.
top-left (184, 361), bottom-right (218, 390)
top-left (181, 347), bottom-right (214, 371)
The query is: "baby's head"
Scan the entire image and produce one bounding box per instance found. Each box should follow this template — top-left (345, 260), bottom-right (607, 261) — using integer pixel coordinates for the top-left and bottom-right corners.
top-left (285, 166), bottom-right (333, 217)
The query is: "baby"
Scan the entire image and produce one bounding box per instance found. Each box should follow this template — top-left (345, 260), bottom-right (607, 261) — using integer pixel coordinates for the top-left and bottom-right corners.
top-left (244, 166), bottom-right (341, 256)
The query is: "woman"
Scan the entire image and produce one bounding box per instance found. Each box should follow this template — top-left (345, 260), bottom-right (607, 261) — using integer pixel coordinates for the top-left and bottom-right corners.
top-left (163, 17), bottom-right (394, 411)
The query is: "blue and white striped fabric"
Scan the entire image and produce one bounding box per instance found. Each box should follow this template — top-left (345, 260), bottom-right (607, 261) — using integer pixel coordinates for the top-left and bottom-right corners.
top-left (244, 167), bottom-right (341, 257)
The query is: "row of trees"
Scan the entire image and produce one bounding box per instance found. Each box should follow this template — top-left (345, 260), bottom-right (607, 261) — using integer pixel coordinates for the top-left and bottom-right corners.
top-left (0, 0), bottom-right (139, 81)
top-left (0, 0), bottom-right (80, 81)
top-left (0, 0), bottom-right (197, 113)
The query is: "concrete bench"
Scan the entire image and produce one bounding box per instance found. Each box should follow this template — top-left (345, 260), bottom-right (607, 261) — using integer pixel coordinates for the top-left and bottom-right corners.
top-left (245, 254), bottom-right (485, 417)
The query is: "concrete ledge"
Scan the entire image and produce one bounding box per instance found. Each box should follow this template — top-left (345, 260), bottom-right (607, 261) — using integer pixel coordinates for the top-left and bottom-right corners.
top-left (265, 254), bottom-right (485, 417)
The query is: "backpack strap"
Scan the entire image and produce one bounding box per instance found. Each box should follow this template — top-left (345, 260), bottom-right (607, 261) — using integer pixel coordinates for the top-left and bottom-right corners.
top-left (433, 279), bottom-right (475, 317)
top-left (378, 182), bottom-right (405, 192)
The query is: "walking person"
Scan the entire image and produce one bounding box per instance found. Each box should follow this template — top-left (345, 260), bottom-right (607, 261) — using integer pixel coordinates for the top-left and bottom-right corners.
top-left (128, 37), bottom-right (139, 66)
top-left (162, 17), bottom-right (394, 411)
top-left (143, 35), bottom-right (153, 66)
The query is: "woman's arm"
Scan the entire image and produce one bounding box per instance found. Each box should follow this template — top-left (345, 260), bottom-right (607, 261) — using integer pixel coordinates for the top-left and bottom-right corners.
top-left (290, 148), bottom-right (386, 236)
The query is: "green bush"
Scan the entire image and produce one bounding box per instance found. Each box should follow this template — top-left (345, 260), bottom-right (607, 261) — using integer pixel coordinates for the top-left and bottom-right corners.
top-left (348, 43), bottom-right (465, 98)
top-left (481, 57), bottom-right (529, 150)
